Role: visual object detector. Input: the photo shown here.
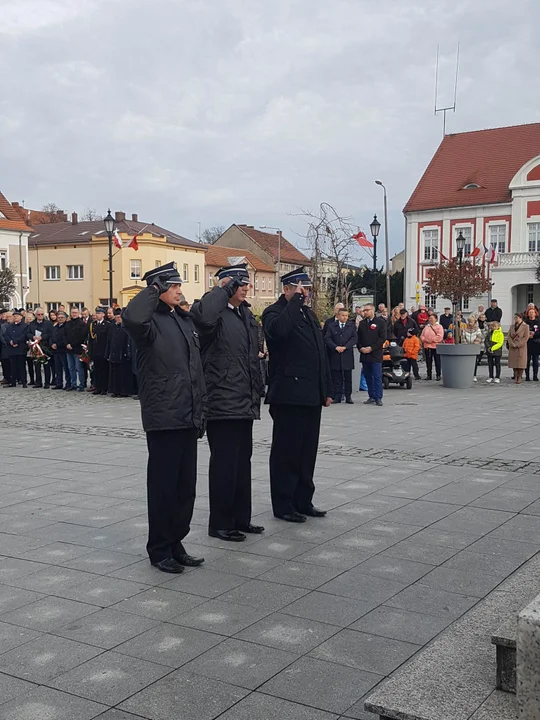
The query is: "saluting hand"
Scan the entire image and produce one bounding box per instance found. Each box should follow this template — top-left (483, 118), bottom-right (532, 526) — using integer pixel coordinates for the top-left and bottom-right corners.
top-left (296, 280), bottom-right (309, 298)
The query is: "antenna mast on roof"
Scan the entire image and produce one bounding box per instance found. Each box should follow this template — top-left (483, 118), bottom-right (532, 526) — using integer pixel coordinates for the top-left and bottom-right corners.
top-left (434, 43), bottom-right (460, 137)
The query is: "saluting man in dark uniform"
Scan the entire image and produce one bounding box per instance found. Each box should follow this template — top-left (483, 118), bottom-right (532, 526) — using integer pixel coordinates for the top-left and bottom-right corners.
top-left (262, 267), bottom-right (333, 523)
top-left (123, 262), bottom-right (206, 573)
top-left (88, 307), bottom-right (109, 395)
top-left (191, 264), bottom-right (264, 542)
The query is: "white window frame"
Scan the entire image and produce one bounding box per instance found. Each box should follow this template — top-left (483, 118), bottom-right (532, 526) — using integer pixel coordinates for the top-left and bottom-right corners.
top-left (463, 297), bottom-right (470, 310)
top-left (422, 228), bottom-right (439, 262)
top-left (70, 302), bottom-right (84, 312)
top-left (183, 264), bottom-right (189, 282)
top-left (0, 252), bottom-right (6, 271)
top-left (262, 276), bottom-right (266, 291)
top-left (455, 225), bottom-right (473, 256)
top-left (268, 278), bottom-right (273, 294)
top-left (528, 223), bottom-right (540, 252)
top-left (67, 264), bottom-right (84, 280)
top-left (255, 276), bottom-right (259, 291)
top-left (46, 302), bottom-right (60, 312)
top-left (130, 259), bottom-right (142, 280)
top-left (208, 273), bottom-right (214, 288)
top-left (488, 224), bottom-right (507, 254)
top-left (424, 293), bottom-right (437, 309)
top-left (45, 265), bottom-right (61, 280)
top-left (155, 260), bottom-right (161, 268)
top-left (194, 264), bottom-right (200, 283)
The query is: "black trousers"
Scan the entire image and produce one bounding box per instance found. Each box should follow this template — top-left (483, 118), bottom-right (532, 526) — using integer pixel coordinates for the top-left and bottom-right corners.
top-left (146, 428), bottom-right (198, 563)
top-left (207, 419), bottom-right (253, 530)
top-left (403, 358), bottom-right (420, 379)
top-left (488, 355), bottom-right (501, 379)
top-left (1, 358), bottom-right (11, 383)
top-left (526, 348), bottom-right (539, 379)
top-left (331, 369), bottom-right (352, 400)
top-left (269, 404), bottom-right (321, 516)
top-left (93, 358), bottom-right (109, 394)
top-left (26, 358), bottom-right (35, 384)
top-left (424, 348), bottom-right (441, 378)
top-left (34, 361), bottom-right (51, 387)
top-left (9, 356), bottom-right (26, 385)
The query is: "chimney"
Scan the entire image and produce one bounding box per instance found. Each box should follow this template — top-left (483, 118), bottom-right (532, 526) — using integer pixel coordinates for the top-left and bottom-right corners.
top-left (71, 212), bottom-right (78, 225)
top-left (115, 211), bottom-right (126, 222)
top-left (59, 212), bottom-right (68, 222)
top-left (131, 213), bottom-right (138, 222)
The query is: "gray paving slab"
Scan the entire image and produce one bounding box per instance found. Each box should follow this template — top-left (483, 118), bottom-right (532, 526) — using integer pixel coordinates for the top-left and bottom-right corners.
top-left (0, 685), bottom-right (107, 720)
top-left (234, 611), bottom-right (340, 652)
top-left (53, 607), bottom-right (158, 649)
top-left (113, 587), bottom-right (206, 621)
top-left (385, 583), bottom-right (480, 620)
top-left (0, 672), bottom-right (38, 705)
top-left (220, 579), bottom-right (309, 611)
top-left (216, 692), bottom-right (340, 719)
top-left (172, 598), bottom-right (271, 635)
top-left (0, 596), bottom-right (98, 632)
top-left (280, 590), bottom-right (373, 627)
top-left (350, 605), bottom-right (451, 644)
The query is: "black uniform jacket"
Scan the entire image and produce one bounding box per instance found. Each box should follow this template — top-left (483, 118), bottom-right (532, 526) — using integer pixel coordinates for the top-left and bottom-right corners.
top-left (190, 286), bottom-right (262, 421)
top-left (88, 320), bottom-right (109, 360)
top-left (357, 315), bottom-right (387, 363)
top-left (324, 320), bottom-right (356, 371)
top-left (262, 293), bottom-right (332, 407)
top-left (123, 286), bottom-right (206, 433)
top-left (106, 322), bottom-right (133, 364)
top-left (4, 322), bottom-right (28, 357)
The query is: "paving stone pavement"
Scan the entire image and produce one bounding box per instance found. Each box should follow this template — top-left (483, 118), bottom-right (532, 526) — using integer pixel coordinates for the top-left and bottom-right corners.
top-left (0, 369), bottom-right (539, 719)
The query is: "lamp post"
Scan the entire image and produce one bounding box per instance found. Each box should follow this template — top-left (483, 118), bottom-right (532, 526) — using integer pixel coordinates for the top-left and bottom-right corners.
top-left (369, 214), bottom-right (381, 308)
top-left (375, 180), bottom-right (391, 309)
top-left (455, 230), bottom-right (466, 344)
top-left (103, 209), bottom-right (115, 308)
top-left (260, 226), bottom-right (282, 297)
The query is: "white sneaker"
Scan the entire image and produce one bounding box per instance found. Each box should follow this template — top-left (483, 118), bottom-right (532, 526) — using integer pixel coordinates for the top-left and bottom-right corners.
top-left (486, 378), bottom-right (493, 383)
top-left (494, 378), bottom-right (501, 383)
top-left (473, 376), bottom-right (477, 382)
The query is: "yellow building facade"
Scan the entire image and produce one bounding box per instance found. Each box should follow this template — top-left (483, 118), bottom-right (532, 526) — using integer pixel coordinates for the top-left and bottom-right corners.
top-left (27, 214), bottom-right (206, 312)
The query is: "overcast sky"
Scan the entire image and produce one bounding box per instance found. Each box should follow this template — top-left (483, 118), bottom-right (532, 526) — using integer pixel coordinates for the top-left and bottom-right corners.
top-left (1, 0), bottom-right (539, 263)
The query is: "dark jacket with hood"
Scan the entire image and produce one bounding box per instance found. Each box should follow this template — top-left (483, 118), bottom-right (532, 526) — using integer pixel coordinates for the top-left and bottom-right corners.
top-left (190, 286), bottom-right (262, 421)
top-left (262, 293), bottom-right (332, 406)
top-left (123, 286), bottom-right (206, 433)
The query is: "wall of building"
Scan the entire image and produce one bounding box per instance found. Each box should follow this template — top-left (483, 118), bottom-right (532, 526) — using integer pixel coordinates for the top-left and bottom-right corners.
top-left (0, 230), bottom-right (30, 307)
top-left (27, 243), bottom-right (93, 311)
top-left (216, 227), bottom-right (275, 267)
top-left (205, 263), bottom-right (276, 307)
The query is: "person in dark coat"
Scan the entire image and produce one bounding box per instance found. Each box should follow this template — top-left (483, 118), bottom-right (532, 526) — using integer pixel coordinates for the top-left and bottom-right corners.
top-left (485, 299), bottom-right (503, 323)
top-left (106, 309), bottom-right (135, 397)
top-left (524, 308), bottom-right (540, 381)
top-left (27, 308), bottom-right (53, 388)
top-left (0, 311), bottom-right (13, 385)
top-left (123, 262), bottom-right (207, 574)
top-left (262, 267), bottom-right (333, 523)
top-left (65, 307), bottom-right (88, 392)
top-left (50, 311), bottom-right (70, 389)
top-left (191, 264), bottom-right (264, 542)
top-left (357, 303), bottom-right (387, 406)
top-left (325, 308), bottom-right (356, 403)
top-left (392, 309), bottom-right (418, 345)
top-left (4, 310), bottom-right (28, 387)
top-left (439, 307), bottom-right (453, 334)
top-left (88, 307), bottom-right (109, 395)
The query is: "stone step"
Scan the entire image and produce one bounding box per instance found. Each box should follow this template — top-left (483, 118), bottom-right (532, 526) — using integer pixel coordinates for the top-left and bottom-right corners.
top-left (364, 552), bottom-right (540, 720)
top-left (491, 616), bottom-right (517, 694)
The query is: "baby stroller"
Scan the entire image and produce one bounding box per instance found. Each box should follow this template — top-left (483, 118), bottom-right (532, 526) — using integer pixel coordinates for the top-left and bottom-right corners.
top-left (382, 341), bottom-right (412, 390)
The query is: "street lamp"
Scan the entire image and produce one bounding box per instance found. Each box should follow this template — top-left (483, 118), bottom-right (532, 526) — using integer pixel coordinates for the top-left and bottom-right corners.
top-left (103, 209), bottom-right (115, 308)
top-left (455, 230), bottom-right (466, 343)
top-left (260, 226), bottom-right (282, 297)
top-left (375, 180), bottom-right (391, 310)
top-left (369, 215), bottom-right (381, 308)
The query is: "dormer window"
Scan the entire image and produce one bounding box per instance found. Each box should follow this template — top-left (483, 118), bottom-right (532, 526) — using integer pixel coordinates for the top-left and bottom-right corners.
top-left (463, 183), bottom-right (480, 189)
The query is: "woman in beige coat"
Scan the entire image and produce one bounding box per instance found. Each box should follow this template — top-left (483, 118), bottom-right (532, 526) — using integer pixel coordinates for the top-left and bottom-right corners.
top-left (508, 313), bottom-right (529, 383)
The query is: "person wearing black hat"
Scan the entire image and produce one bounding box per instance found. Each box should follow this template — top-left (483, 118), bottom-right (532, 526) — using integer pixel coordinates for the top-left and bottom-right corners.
top-left (123, 261), bottom-right (206, 574)
top-left (392, 308), bottom-right (418, 346)
top-left (88, 307), bottom-right (110, 395)
top-left (485, 299), bottom-right (503, 324)
top-left (262, 267), bottom-right (333, 523)
top-left (4, 309), bottom-right (28, 387)
top-left (191, 264), bottom-right (264, 542)
top-left (106, 308), bottom-right (135, 397)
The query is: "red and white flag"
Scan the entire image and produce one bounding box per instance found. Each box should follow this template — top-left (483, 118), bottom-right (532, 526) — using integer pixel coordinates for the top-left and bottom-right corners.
top-left (127, 234), bottom-right (139, 251)
top-left (469, 244), bottom-right (486, 258)
top-left (352, 230), bottom-right (374, 248)
top-left (485, 246), bottom-right (498, 263)
top-left (113, 229), bottom-right (123, 249)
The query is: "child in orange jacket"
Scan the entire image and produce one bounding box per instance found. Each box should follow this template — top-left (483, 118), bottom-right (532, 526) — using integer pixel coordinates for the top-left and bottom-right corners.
top-left (402, 328), bottom-right (421, 381)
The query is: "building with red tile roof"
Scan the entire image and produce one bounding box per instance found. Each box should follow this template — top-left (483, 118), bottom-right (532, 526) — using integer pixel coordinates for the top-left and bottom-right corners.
top-left (0, 191), bottom-right (32, 308)
top-left (404, 123), bottom-right (540, 323)
top-left (203, 243), bottom-right (276, 305)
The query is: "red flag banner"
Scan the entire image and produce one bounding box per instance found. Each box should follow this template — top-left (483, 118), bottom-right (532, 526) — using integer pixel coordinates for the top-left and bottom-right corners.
top-left (128, 234), bottom-right (139, 251)
top-left (352, 230), bottom-right (373, 248)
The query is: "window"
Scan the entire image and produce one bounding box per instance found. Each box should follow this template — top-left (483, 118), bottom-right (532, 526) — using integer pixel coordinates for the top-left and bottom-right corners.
top-left (0, 252), bottom-right (5, 271)
top-left (99, 297), bottom-right (117, 305)
top-left (67, 265), bottom-right (84, 280)
top-left (423, 229), bottom-right (439, 262)
top-left (255, 276), bottom-right (259, 291)
top-left (463, 297), bottom-right (470, 310)
top-left (194, 264), bottom-right (200, 283)
top-left (130, 259), bottom-right (142, 280)
top-left (527, 284), bottom-right (535, 305)
top-left (262, 276), bottom-right (266, 291)
top-left (424, 293), bottom-right (437, 309)
top-left (528, 223), bottom-right (540, 252)
top-left (268, 278), bottom-right (273, 294)
top-left (208, 273), bottom-right (214, 288)
top-left (46, 302), bottom-right (60, 312)
top-left (455, 226), bottom-right (472, 255)
top-left (28, 267), bottom-right (32, 282)
top-left (70, 302), bottom-right (84, 312)
top-left (463, 183), bottom-right (480, 190)
top-left (489, 225), bottom-right (506, 253)
top-left (155, 260), bottom-right (162, 268)
top-left (183, 264), bottom-right (189, 282)
top-left (45, 266), bottom-right (60, 280)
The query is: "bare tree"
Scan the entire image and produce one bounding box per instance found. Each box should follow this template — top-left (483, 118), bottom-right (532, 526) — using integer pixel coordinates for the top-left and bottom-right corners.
top-left (201, 226), bottom-right (225, 244)
top-left (0, 266), bottom-right (16, 305)
top-left (81, 208), bottom-right (103, 221)
top-left (297, 203), bottom-right (365, 317)
top-left (41, 203), bottom-right (62, 222)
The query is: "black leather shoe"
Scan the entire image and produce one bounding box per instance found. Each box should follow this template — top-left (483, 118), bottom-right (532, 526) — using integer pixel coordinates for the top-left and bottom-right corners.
top-left (151, 558), bottom-right (185, 574)
top-left (363, 398), bottom-right (375, 405)
top-left (331, 399), bottom-right (341, 404)
top-left (345, 398), bottom-right (354, 404)
top-left (375, 400), bottom-right (383, 406)
top-left (208, 528), bottom-right (246, 542)
top-left (175, 553), bottom-right (205, 567)
top-left (275, 512), bottom-right (307, 523)
top-left (299, 507), bottom-right (327, 517)
top-left (236, 524), bottom-right (265, 534)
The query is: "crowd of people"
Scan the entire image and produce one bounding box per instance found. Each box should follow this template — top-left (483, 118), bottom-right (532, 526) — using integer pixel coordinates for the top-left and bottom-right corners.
top-left (0, 304), bottom-right (145, 397)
